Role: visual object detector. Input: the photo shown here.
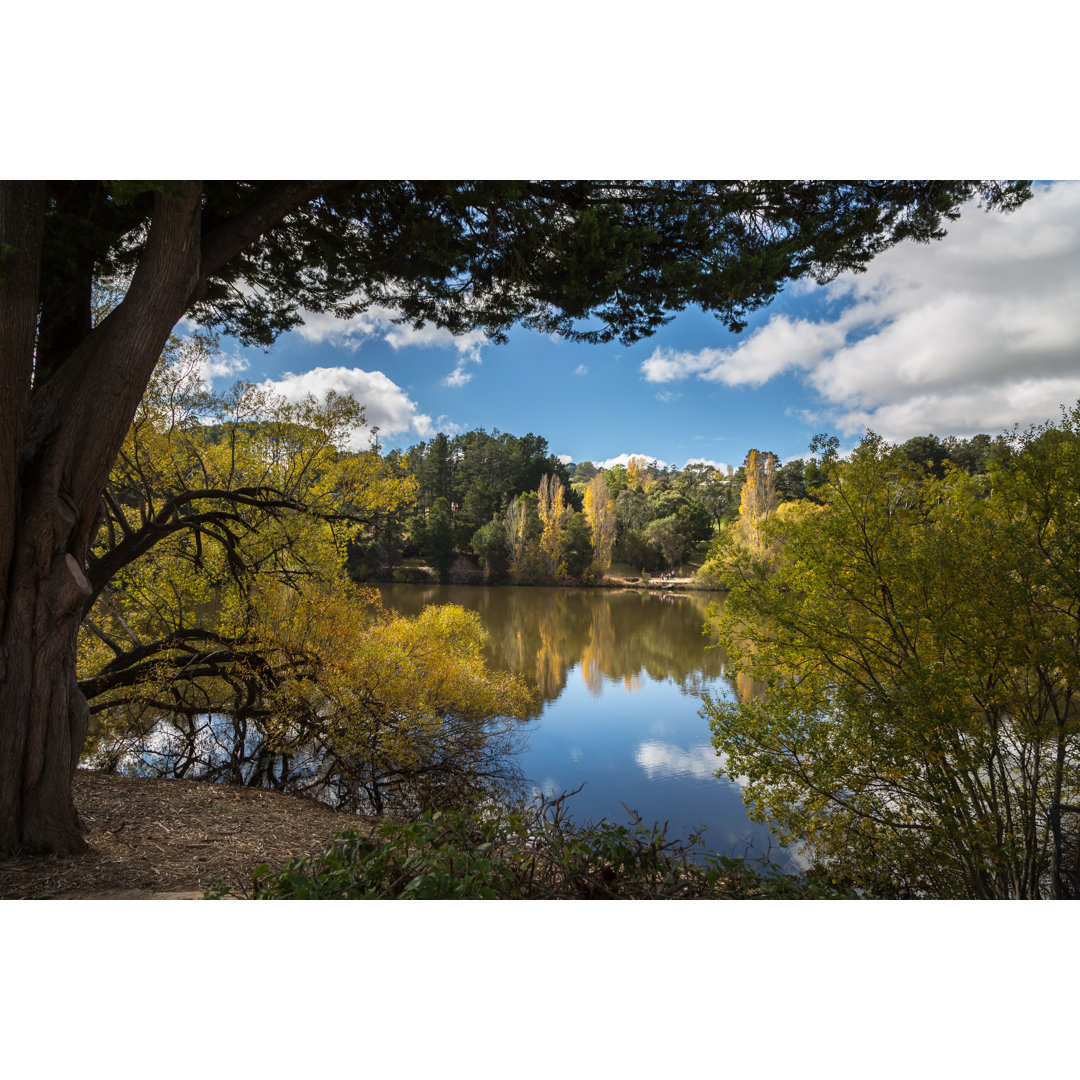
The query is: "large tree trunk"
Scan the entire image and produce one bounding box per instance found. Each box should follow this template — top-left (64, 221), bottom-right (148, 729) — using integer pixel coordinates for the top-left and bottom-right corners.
top-left (0, 182), bottom-right (204, 854)
top-left (0, 551), bottom-right (92, 853)
top-left (1, 181), bottom-right (336, 855)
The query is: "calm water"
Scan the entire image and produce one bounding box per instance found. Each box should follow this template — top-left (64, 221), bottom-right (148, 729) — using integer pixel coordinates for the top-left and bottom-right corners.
top-left (376, 584), bottom-right (798, 869)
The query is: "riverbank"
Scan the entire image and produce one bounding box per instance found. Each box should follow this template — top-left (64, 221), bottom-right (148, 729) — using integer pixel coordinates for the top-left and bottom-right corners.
top-left (365, 560), bottom-right (722, 593)
top-left (0, 770), bottom-right (829, 899)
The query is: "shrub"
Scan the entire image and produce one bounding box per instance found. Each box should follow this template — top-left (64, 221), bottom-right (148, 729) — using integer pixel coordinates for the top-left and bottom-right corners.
top-left (207, 791), bottom-right (862, 900)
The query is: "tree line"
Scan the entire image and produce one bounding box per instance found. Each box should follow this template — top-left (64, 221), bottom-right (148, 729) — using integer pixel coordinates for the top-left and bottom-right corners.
top-left (350, 428), bottom-right (1014, 588)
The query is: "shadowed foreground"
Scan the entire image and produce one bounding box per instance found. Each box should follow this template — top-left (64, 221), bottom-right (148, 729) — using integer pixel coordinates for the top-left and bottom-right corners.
top-left (0, 771), bottom-right (369, 899)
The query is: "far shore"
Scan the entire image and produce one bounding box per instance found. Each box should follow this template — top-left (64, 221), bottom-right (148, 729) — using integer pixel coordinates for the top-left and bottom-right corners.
top-left (363, 565), bottom-right (722, 593)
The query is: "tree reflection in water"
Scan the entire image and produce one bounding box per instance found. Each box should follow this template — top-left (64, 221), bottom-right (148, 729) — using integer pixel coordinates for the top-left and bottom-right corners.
top-left (377, 585), bottom-right (798, 868)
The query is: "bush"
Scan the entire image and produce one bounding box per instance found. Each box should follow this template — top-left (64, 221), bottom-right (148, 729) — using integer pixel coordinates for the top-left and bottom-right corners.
top-left (207, 791), bottom-right (862, 900)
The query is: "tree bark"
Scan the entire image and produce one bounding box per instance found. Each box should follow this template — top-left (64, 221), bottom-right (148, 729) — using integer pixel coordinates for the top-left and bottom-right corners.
top-left (1, 181), bottom-right (332, 854)
top-left (0, 183), bottom-right (204, 854)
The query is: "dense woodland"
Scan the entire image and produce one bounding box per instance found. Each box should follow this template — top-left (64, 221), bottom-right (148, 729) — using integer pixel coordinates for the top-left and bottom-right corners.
top-left (348, 420), bottom-right (1016, 587)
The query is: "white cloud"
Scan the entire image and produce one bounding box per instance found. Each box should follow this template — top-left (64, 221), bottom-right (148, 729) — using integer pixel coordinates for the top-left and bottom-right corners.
top-left (570, 453), bottom-right (733, 473)
top-left (199, 350), bottom-right (250, 382)
top-left (293, 304), bottom-right (401, 351)
top-left (639, 182), bottom-right (1080, 441)
top-left (574, 363), bottom-right (589, 376)
top-left (443, 351), bottom-right (482, 387)
top-left (294, 302), bottom-right (488, 389)
top-left (385, 320), bottom-right (486, 357)
top-left (170, 334), bottom-right (250, 386)
top-left (596, 452), bottom-right (673, 471)
top-left (634, 741), bottom-right (720, 782)
top-left (682, 457), bottom-right (733, 472)
top-left (260, 366), bottom-right (434, 448)
top-left (432, 415), bottom-right (463, 436)
top-left (643, 316), bottom-right (844, 387)
top-left (655, 390), bottom-right (682, 403)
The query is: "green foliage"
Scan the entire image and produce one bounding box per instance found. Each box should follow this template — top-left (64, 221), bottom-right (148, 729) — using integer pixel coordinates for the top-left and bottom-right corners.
top-left (562, 511), bottom-right (595, 579)
top-left (425, 497), bottom-right (455, 584)
top-left (28, 182), bottom-right (1032, 379)
top-left (216, 794), bottom-right (859, 900)
top-left (703, 418), bottom-right (1080, 899)
top-left (471, 516), bottom-right (510, 583)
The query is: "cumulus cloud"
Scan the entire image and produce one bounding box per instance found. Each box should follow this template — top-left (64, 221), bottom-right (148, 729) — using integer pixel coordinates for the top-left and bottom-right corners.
top-left (643, 317), bottom-right (845, 387)
top-left (640, 182), bottom-right (1080, 441)
top-left (260, 366), bottom-right (434, 448)
top-left (596, 452), bottom-right (673, 471)
top-left (292, 305), bottom-right (399, 351)
top-left (294, 302), bottom-right (488, 389)
top-left (199, 349), bottom-right (250, 382)
top-left (574, 363), bottom-right (589, 376)
top-left (682, 457), bottom-right (733, 472)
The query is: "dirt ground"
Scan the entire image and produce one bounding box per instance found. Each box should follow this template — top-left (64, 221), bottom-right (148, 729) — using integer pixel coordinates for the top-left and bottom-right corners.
top-left (0, 771), bottom-right (373, 900)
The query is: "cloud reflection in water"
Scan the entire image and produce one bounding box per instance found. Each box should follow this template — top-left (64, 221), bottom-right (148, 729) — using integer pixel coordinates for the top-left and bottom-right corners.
top-left (634, 740), bottom-right (720, 782)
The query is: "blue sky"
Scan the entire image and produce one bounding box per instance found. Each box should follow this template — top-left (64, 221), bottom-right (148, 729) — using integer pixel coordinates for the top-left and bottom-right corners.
top-left (199, 181), bottom-right (1080, 472)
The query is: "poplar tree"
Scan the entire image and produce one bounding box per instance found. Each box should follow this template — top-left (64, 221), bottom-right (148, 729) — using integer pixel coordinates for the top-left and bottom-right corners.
top-left (738, 449), bottom-right (778, 550)
top-left (537, 474), bottom-right (571, 579)
top-left (584, 474), bottom-right (617, 577)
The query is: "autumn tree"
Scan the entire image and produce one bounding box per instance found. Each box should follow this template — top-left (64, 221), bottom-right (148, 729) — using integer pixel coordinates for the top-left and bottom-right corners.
top-left (0, 179), bottom-right (1031, 853)
top-left (79, 350), bottom-right (534, 813)
top-left (537, 474), bottom-right (572, 579)
top-left (703, 424), bottom-right (1080, 898)
top-left (737, 449), bottom-right (778, 550)
top-left (504, 496), bottom-right (529, 579)
top-left (625, 456), bottom-right (648, 490)
top-left (584, 474), bottom-right (617, 578)
top-left (78, 339), bottom-right (409, 719)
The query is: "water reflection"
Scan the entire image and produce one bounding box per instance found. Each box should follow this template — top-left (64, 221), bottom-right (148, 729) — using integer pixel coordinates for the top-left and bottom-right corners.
top-left (634, 741), bottom-right (722, 782)
top-left (377, 584), bottom-right (728, 702)
top-left (376, 584), bottom-right (797, 868)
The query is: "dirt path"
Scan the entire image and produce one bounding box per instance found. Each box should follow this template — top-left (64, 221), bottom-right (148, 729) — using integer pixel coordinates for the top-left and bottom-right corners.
top-left (0, 771), bottom-right (373, 899)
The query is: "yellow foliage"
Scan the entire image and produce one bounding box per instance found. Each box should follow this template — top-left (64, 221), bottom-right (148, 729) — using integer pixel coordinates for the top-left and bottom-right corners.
top-left (253, 583), bottom-right (537, 797)
top-left (738, 448), bottom-right (777, 550)
top-left (584, 474), bottom-right (616, 576)
top-left (80, 346), bottom-right (534, 813)
top-left (537, 474), bottom-right (570, 579)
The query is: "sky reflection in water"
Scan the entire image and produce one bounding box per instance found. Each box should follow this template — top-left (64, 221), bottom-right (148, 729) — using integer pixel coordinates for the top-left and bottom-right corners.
top-left (376, 585), bottom-right (800, 870)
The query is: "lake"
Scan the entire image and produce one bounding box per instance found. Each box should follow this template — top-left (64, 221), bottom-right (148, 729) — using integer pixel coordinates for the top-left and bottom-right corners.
top-left (376, 583), bottom-right (798, 870)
